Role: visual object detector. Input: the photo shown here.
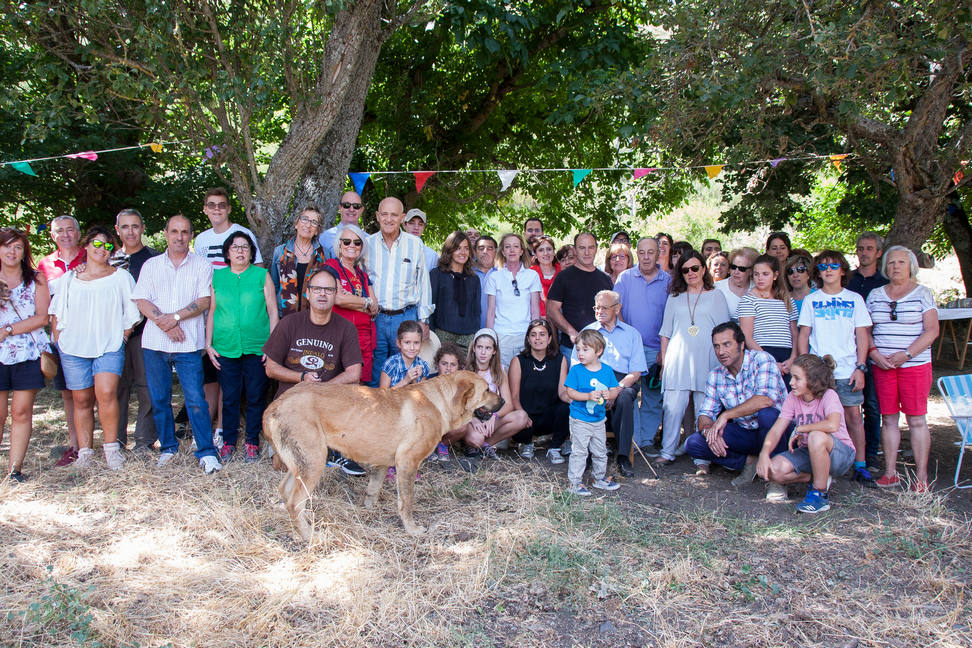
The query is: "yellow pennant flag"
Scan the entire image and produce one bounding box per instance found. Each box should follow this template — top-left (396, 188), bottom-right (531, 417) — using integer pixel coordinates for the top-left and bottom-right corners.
top-left (148, 142), bottom-right (163, 153)
top-left (704, 165), bottom-right (723, 180)
top-left (830, 154), bottom-right (848, 171)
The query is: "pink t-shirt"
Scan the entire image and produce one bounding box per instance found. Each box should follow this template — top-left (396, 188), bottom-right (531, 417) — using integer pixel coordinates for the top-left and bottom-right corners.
top-left (779, 389), bottom-right (854, 451)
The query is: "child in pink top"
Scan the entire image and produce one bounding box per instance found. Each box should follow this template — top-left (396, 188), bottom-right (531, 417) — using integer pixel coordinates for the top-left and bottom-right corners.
top-left (757, 354), bottom-right (856, 513)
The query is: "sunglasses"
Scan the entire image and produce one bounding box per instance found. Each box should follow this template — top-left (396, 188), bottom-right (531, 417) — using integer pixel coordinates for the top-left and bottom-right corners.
top-left (787, 265), bottom-right (808, 275)
top-left (889, 300), bottom-right (898, 321)
top-left (512, 278), bottom-right (520, 297)
top-left (340, 238), bottom-right (363, 247)
top-left (91, 240), bottom-right (115, 251)
top-left (817, 262), bottom-right (842, 271)
top-left (681, 264), bottom-right (703, 275)
top-left (340, 202), bottom-right (363, 210)
top-left (729, 263), bottom-right (750, 272)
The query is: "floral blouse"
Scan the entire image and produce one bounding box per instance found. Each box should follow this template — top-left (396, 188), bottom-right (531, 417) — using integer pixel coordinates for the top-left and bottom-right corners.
top-left (0, 280), bottom-right (51, 365)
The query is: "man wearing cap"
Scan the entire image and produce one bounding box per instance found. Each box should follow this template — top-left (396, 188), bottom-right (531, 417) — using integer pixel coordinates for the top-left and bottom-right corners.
top-left (363, 197), bottom-right (434, 386)
top-left (402, 208), bottom-right (438, 271)
top-left (319, 191), bottom-right (366, 259)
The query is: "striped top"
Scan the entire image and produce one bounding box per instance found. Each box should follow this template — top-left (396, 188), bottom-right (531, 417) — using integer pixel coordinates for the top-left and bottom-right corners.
top-left (363, 231), bottom-right (433, 321)
top-left (866, 284), bottom-right (935, 367)
top-left (737, 293), bottom-right (798, 348)
top-left (132, 251), bottom-right (214, 353)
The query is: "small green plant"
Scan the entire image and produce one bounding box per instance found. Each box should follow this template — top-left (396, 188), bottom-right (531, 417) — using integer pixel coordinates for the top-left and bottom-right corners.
top-left (8, 566), bottom-right (103, 647)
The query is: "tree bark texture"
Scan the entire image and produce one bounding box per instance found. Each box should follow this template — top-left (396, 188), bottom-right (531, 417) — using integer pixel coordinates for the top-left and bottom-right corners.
top-left (942, 200), bottom-right (972, 295)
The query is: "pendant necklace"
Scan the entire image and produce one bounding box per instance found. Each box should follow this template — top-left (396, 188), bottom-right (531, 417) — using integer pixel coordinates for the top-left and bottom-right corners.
top-left (687, 290), bottom-right (702, 337)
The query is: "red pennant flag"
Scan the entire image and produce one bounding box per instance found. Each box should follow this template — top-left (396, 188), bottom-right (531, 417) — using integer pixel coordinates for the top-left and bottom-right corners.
top-left (414, 171), bottom-right (436, 193)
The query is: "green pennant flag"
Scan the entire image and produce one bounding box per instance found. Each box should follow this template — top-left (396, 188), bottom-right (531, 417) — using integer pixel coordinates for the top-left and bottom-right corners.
top-left (572, 169), bottom-right (592, 187)
top-left (10, 162), bottom-right (37, 176)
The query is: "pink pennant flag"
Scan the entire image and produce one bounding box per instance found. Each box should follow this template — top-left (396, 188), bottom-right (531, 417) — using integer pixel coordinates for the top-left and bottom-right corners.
top-left (633, 168), bottom-right (656, 179)
top-left (414, 171), bottom-right (436, 193)
top-left (67, 151), bottom-right (98, 161)
top-left (769, 158), bottom-right (785, 168)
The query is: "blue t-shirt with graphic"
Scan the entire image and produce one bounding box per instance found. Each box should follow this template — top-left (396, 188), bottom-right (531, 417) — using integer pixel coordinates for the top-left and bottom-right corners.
top-left (564, 361), bottom-right (619, 422)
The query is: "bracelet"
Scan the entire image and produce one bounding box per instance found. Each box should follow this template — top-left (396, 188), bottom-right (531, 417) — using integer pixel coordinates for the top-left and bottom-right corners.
top-left (905, 350), bottom-right (913, 359)
top-left (300, 370), bottom-right (308, 381)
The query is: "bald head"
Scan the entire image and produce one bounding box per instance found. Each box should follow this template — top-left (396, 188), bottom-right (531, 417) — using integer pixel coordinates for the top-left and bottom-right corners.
top-left (376, 197), bottom-right (405, 238)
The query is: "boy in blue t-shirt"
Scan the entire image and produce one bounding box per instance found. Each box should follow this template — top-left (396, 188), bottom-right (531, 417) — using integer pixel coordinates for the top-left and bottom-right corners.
top-left (563, 329), bottom-right (622, 496)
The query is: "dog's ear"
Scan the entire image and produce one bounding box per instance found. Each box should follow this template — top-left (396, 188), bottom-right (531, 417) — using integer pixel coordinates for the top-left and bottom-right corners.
top-left (457, 375), bottom-right (477, 411)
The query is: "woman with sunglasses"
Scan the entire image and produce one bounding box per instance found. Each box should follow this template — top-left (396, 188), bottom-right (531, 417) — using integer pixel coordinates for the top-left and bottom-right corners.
top-left (206, 232), bottom-right (278, 463)
top-left (429, 231), bottom-right (481, 354)
top-left (324, 223), bottom-right (378, 382)
top-left (49, 225), bottom-right (140, 469)
top-left (657, 251), bottom-right (730, 465)
top-left (706, 251), bottom-right (729, 282)
top-left (784, 255), bottom-right (813, 313)
top-left (270, 204), bottom-right (328, 318)
top-left (508, 318), bottom-right (569, 462)
top-left (865, 246), bottom-right (938, 492)
top-left (485, 233), bottom-right (541, 369)
top-left (0, 228), bottom-right (51, 482)
top-left (715, 247), bottom-right (758, 321)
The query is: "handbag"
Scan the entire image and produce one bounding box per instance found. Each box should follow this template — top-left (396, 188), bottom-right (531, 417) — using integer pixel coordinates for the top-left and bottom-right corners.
top-left (1, 279), bottom-right (58, 379)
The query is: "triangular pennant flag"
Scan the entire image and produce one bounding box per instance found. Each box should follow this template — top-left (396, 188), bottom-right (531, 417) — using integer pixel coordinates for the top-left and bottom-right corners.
top-left (704, 165), bottom-right (723, 179)
top-left (769, 158), bottom-right (785, 168)
top-left (348, 172), bottom-right (371, 195)
top-left (497, 170), bottom-right (519, 192)
top-left (148, 142), bottom-right (163, 153)
top-left (67, 151), bottom-right (98, 161)
top-left (830, 154), bottom-right (848, 172)
top-left (36, 223), bottom-right (46, 231)
top-left (414, 171), bottom-right (436, 193)
top-left (633, 168), bottom-right (656, 179)
top-left (10, 161), bottom-right (37, 176)
top-left (954, 169), bottom-right (964, 186)
top-left (572, 169), bottom-right (592, 187)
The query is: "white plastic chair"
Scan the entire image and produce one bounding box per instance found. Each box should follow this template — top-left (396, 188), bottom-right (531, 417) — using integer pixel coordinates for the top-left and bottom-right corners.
top-left (937, 374), bottom-right (972, 489)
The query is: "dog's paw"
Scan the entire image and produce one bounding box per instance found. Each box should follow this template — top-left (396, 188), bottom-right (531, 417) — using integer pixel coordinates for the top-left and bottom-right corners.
top-left (404, 523), bottom-right (427, 536)
top-left (363, 497), bottom-right (377, 509)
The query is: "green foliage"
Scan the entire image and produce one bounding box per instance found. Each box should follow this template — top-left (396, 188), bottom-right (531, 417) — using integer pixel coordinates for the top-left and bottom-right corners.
top-left (7, 566), bottom-right (105, 647)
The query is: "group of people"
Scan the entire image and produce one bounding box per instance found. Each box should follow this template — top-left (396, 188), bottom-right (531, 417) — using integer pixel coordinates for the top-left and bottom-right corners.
top-left (0, 189), bottom-right (941, 514)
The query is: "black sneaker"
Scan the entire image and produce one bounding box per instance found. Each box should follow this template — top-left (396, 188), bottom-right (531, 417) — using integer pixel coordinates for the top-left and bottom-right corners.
top-left (853, 466), bottom-right (878, 488)
top-left (617, 457), bottom-right (634, 478)
top-left (464, 445), bottom-right (482, 458)
top-left (327, 453), bottom-right (366, 476)
top-left (7, 470), bottom-right (25, 483)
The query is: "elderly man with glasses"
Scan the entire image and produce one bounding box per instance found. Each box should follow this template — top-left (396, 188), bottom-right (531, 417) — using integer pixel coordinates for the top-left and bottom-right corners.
top-left (570, 290), bottom-right (647, 478)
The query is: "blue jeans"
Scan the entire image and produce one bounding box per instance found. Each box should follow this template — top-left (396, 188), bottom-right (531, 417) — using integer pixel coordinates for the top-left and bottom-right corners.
top-left (143, 349), bottom-right (217, 459)
top-left (217, 353), bottom-right (268, 447)
top-left (370, 306), bottom-right (417, 387)
top-left (862, 365), bottom-right (881, 459)
top-left (635, 346), bottom-right (663, 448)
top-left (684, 407), bottom-right (789, 471)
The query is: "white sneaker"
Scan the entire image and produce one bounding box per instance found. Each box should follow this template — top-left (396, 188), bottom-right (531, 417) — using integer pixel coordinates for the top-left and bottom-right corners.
top-left (765, 482), bottom-right (788, 502)
top-left (103, 442), bottom-right (125, 471)
top-left (592, 478), bottom-right (621, 491)
top-left (519, 443), bottom-right (535, 459)
top-left (200, 455), bottom-right (222, 474)
top-left (546, 448), bottom-right (565, 465)
top-left (157, 452), bottom-right (176, 467)
top-left (75, 447), bottom-right (95, 468)
top-left (213, 427), bottom-right (224, 450)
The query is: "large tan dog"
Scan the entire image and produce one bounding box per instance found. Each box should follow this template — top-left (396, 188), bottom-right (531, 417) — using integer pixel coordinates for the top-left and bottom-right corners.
top-left (262, 370), bottom-right (504, 542)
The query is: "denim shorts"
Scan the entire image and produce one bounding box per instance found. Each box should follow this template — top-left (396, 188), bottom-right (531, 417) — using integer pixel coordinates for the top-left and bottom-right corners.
top-left (780, 438), bottom-right (855, 477)
top-left (833, 374), bottom-right (865, 407)
top-left (60, 344), bottom-right (126, 390)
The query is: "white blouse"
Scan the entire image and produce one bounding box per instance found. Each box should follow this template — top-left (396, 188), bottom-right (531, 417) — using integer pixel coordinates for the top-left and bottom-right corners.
top-left (49, 269), bottom-right (141, 358)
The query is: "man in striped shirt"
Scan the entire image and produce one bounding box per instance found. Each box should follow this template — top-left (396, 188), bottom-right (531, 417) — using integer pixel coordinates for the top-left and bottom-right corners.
top-left (363, 197), bottom-right (433, 387)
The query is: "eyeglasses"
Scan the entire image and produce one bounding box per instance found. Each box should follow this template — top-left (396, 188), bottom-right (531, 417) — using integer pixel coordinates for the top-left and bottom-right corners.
top-left (593, 303), bottom-right (619, 311)
top-left (511, 278), bottom-right (520, 297)
top-left (91, 240), bottom-right (115, 251)
top-left (889, 301), bottom-right (898, 321)
top-left (298, 216), bottom-right (321, 227)
top-left (681, 264), bottom-right (703, 275)
top-left (307, 285), bottom-right (337, 295)
top-left (205, 202), bottom-right (229, 210)
top-left (340, 202), bottom-right (363, 210)
top-left (817, 262), bottom-right (842, 271)
top-left (340, 238), bottom-right (363, 247)
top-left (229, 244), bottom-right (250, 251)
top-left (729, 263), bottom-right (750, 272)
top-left (610, 254), bottom-right (628, 261)
top-left (787, 265), bottom-right (807, 275)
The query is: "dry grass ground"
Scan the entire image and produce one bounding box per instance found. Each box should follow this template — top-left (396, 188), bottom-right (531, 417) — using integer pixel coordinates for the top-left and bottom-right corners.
top-left (1, 385), bottom-right (970, 648)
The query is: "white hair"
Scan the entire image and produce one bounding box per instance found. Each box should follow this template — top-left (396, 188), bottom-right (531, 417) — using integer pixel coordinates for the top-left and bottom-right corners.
top-left (880, 245), bottom-right (919, 279)
top-left (332, 223), bottom-right (369, 268)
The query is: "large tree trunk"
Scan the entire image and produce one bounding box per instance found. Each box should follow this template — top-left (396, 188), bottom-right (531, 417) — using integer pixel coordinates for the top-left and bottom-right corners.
top-left (884, 179), bottom-right (946, 269)
top-left (292, 27), bottom-right (386, 233)
top-left (942, 198), bottom-right (972, 295)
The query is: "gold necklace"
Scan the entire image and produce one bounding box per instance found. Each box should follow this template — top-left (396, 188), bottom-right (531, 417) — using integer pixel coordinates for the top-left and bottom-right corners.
top-left (687, 290), bottom-right (702, 336)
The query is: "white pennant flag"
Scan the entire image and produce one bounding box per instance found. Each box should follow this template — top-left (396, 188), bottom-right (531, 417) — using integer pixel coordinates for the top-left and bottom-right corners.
top-left (497, 170), bottom-right (519, 192)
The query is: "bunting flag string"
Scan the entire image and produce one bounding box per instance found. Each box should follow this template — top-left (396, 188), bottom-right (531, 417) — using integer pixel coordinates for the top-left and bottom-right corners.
top-left (0, 139), bottom-right (190, 171)
top-left (348, 172), bottom-right (371, 195)
top-left (497, 170), bottom-right (519, 191)
top-left (572, 169), bottom-right (592, 187)
top-left (414, 171), bottom-right (436, 193)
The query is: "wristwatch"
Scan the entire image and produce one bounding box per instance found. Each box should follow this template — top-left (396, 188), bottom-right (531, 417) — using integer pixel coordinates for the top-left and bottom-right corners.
top-left (4, 325), bottom-right (12, 334)
top-left (173, 312), bottom-right (181, 322)
top-left (855, 363), bottom-right (868, 373)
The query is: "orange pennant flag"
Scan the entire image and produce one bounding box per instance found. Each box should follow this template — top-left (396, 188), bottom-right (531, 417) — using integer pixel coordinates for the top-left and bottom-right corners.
top-left (148, 142), bottom-right (163, 153)
top-left (830, 154), bottom-right (848, 172)
top-left (704, 165), bottom-right (723, 180)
